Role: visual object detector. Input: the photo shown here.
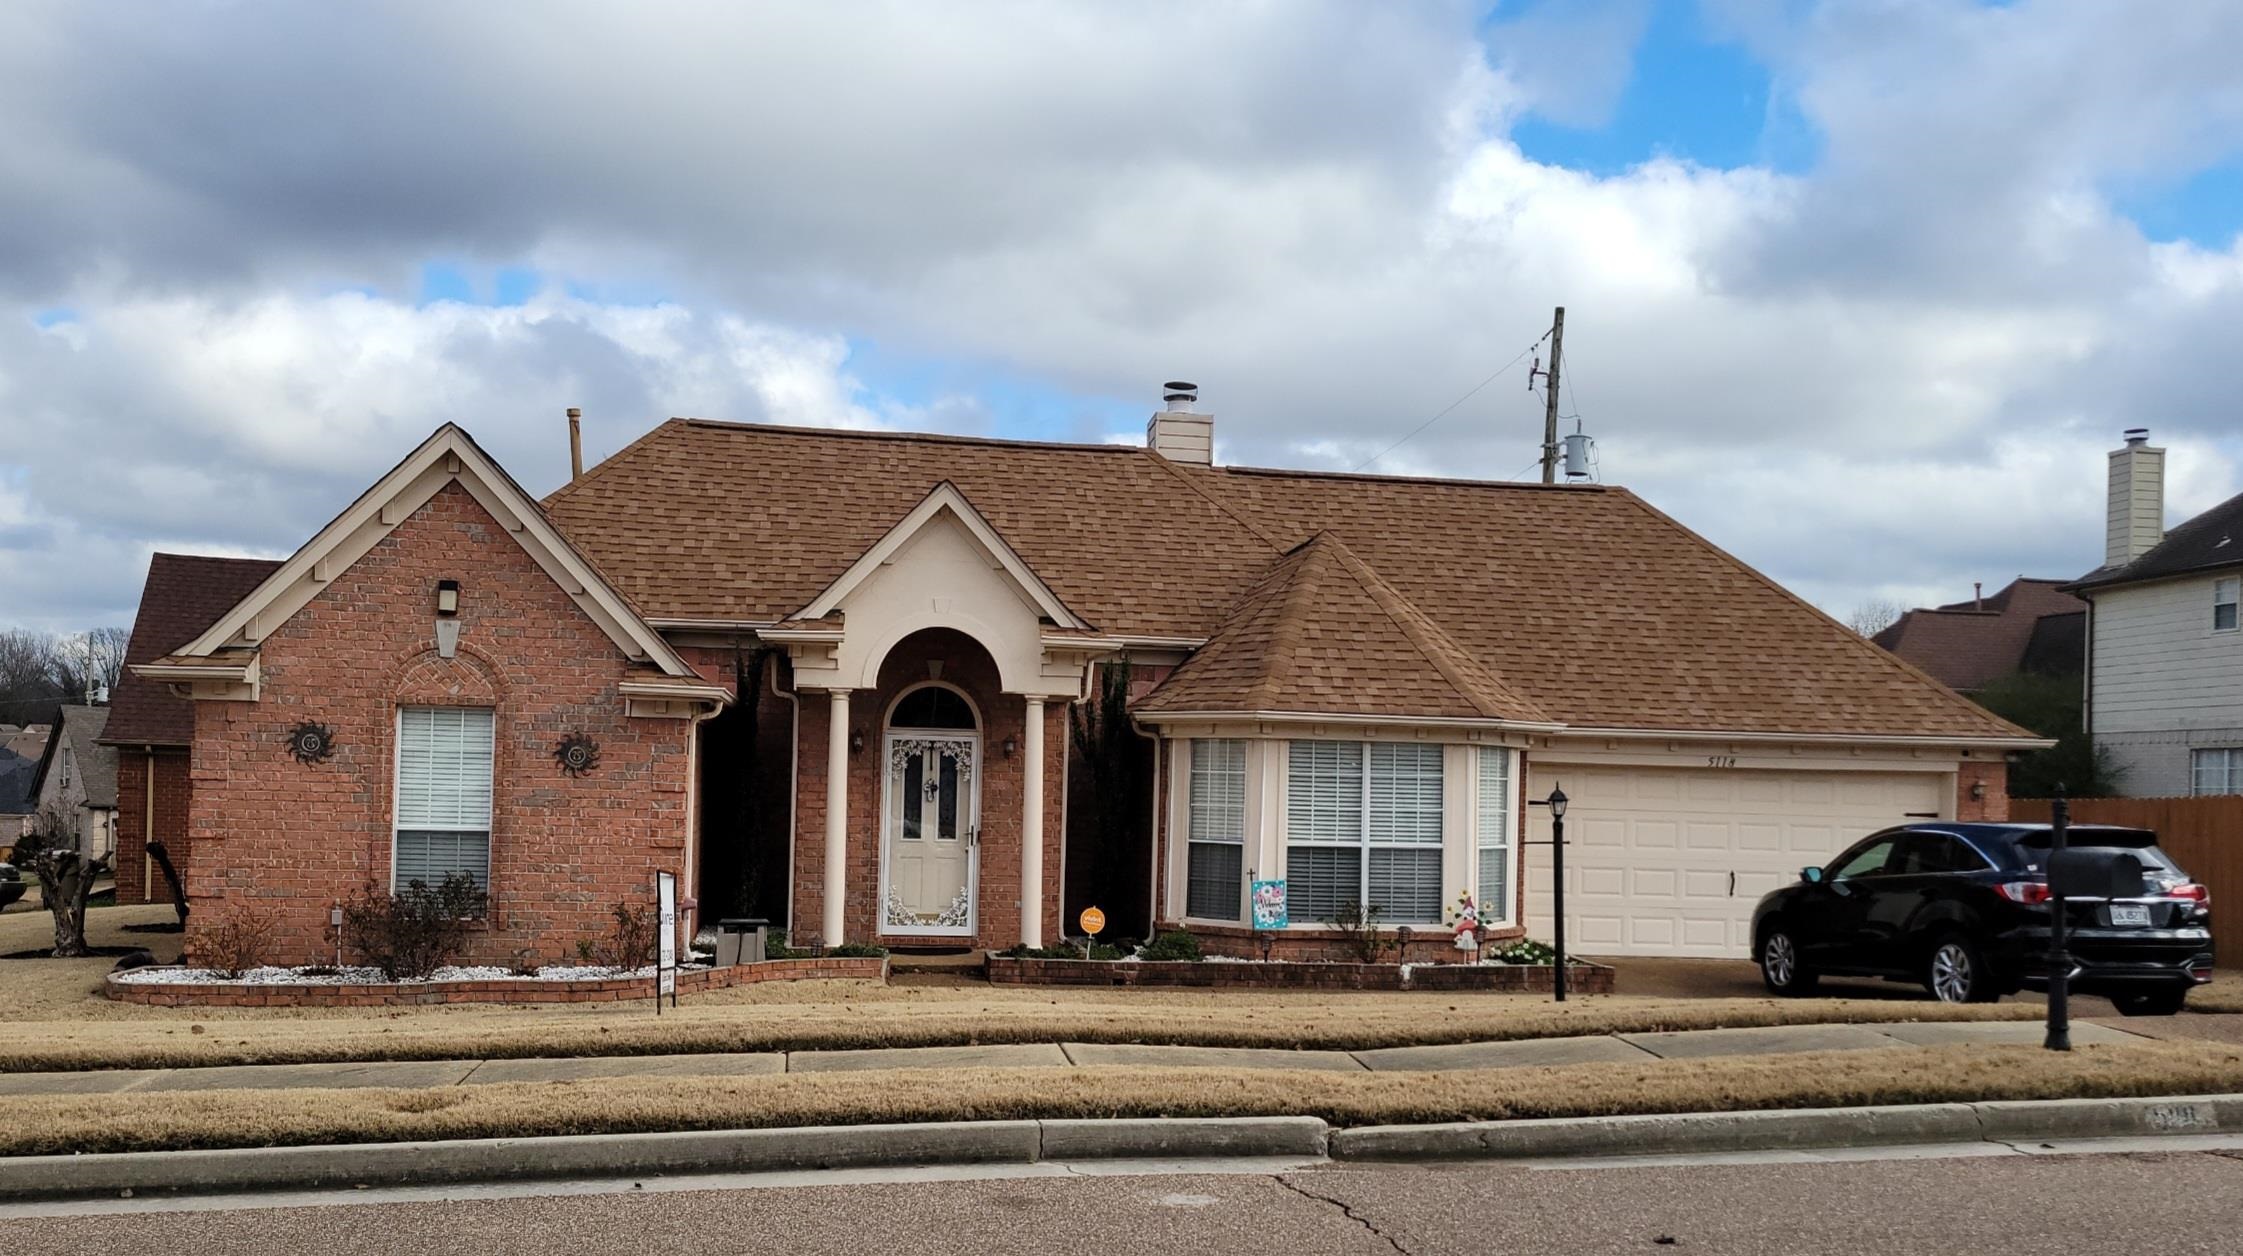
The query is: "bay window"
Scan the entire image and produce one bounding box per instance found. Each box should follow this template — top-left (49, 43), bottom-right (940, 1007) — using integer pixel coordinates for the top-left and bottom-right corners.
top-left (1286, 741), bottom-right (1443, 924)
top-left (1185, 739), bottom-right (1247, 919)
top-left (394, 706), bottom-right (495, 891)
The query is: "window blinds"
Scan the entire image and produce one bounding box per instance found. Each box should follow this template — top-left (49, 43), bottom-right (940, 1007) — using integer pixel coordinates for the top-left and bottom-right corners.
top-left (1186, 739), bottom-right (1246, 919)
top-left (1477, 747), bottom-right (1513, 924)
top-left (1285, 740), bottom-right (1443, 924)
top-left (395, 707), bottom-right (494, 890)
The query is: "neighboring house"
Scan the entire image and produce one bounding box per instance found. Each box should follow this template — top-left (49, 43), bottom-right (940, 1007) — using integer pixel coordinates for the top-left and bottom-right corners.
top-left (134, 396), bottom-right (2036, 967)
top-left (1872, 578), bottom-right (2087, 694)
top-left (100, 553), bottom-right (286, 903)
top-left (25, 704), bottom-right (118, 858)
top-left (0, 724), bottom-right (52, 841)
top-left (2068, 429), bottom-right (2243, 797)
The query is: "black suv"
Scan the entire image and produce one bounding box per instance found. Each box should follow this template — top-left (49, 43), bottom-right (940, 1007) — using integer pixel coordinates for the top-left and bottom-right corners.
top-left (1751, 823), bottom-right (2214, 1015)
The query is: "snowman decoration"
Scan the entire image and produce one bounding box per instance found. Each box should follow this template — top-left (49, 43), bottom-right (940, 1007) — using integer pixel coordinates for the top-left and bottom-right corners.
top-left (1452, 891), bottom-right (1482, 961)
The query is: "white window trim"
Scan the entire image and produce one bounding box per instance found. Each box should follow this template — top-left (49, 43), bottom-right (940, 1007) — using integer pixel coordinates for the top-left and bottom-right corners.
top-left (1182, 738), bottom-right (1248, 924)
top-left (1284, 740), bottom-right (1445, 926)
top-left (1474, 746), bottom-right (1517, 928)
top-left (2214, 577), bottom-right (2240, 634)
top-left (391, 705), bottom-right (497, 894)
top-left (2193, 746), bottom-right (2243, 797)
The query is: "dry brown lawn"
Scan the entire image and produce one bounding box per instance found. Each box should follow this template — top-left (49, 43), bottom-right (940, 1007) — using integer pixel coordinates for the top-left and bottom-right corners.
top-left (2, 1039), bottom-right (2239, 1157)
top-left (8, 904), bottom-right (2232, 1074)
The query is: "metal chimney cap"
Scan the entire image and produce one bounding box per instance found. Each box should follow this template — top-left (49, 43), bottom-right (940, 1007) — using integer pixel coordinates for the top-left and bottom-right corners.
top-left (2123, 427), bottom-right (2150, 445)
top-left (1163, 381), bottom-right (1197, 393)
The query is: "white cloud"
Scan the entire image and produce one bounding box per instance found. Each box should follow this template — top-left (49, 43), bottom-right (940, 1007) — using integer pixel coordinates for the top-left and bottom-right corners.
top-left (2, 0), bottom-right (2243, 632)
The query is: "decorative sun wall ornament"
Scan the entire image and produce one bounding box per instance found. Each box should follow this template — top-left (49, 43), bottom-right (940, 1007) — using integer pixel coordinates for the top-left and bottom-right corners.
top-left (286, 721), bottom-right (336, 765)
top-left (555, 732), bottom-right (602, 777)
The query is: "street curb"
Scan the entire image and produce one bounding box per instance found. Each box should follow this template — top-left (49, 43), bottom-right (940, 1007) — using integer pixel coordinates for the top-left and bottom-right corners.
top-left (0, 1116), bottom-right (1327, 1204)
top-left (1331, 1092), bottom-right (2243, 1161)
top-left (5, 1095), bottom-right (2240, 1202)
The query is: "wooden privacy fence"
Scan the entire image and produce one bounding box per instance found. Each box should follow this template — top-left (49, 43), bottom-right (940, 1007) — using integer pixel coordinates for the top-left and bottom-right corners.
top-left (2009, 795), bottom-right (2243, 966)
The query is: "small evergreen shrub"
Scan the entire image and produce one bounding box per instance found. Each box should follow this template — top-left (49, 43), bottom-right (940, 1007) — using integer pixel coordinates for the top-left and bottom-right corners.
top-left (827, 942), bottom-right (889, 958)
top-left (1136, 929), bottom-right (1204, 962)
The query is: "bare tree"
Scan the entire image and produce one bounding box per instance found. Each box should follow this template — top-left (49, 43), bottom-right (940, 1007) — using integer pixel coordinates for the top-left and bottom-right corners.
top-left (0, 628), bottom-right (68, 722)
top-left (1845, 597), bottom-right (1908, 638)
top-left (76, 627), bottom-right (131, 699)
top-left (16, 802), bottom-right (110, 957)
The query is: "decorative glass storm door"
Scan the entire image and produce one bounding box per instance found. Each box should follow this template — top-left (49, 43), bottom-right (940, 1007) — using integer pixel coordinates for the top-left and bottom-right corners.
top-left (882, 735), bottom-right (978, 933)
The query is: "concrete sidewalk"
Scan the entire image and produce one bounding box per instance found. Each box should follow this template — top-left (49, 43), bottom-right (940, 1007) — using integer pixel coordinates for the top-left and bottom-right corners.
top-left (0, 1019), bottom-right (2144, 1097)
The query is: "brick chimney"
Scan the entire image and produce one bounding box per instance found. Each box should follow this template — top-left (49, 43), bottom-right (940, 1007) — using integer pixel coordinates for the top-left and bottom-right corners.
top-left (1146, 381), bottom-right (1213, 464)
top-left (2105, 428), bottom-right (2165, 567)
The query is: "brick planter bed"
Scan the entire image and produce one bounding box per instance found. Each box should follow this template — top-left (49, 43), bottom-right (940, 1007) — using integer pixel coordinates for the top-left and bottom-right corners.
top-left (985, 957), bottom-right (1613, 993)
top-left (104, 956), bottom-right (890, 1008)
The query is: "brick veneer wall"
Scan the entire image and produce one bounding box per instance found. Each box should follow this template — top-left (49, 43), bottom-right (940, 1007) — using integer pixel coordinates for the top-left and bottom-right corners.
top-left (790, 628), bottom-right (1065, 951)
top-left (1167, 922), bottom-right (1529, 963)
top-left (986, 956), bottom-right (1613, 994)
top-left (185, 484), bottom-right (697, 969)
top-left (111, 749), bottom-right (191, 906)
top-left (106, 956), bottom-right (887, 1008)
top-left (1956, 757), bottom-right (2011, 822)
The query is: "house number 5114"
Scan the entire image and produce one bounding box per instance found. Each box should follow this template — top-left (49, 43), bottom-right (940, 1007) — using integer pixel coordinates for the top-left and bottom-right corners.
top-left (1706, 755), bottom-right (1738, 769)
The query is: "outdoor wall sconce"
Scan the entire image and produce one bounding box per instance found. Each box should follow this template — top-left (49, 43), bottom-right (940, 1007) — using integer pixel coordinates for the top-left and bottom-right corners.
top-left (435, 579), bottom-right (460, 616)
top-left (1970, 779), bottom-right (1987, 802)
top-left (849, 729), bottom-right (865, 755)
top-left (1002, 735), bottom-right (1018, 758)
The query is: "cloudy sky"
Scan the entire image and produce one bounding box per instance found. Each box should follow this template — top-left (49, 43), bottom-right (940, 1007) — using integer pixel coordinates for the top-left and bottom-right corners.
top-left (4, 0), bottom-right (2242, 634)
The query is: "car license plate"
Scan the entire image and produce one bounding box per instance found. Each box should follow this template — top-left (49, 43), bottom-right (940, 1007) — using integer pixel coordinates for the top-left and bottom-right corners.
top-left (2110, 904), bottom-right (2151, 927)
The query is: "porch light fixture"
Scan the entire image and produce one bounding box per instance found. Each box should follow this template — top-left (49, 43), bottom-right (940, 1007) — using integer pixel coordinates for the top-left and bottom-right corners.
top-left (1970, 779), bottom-right (1987, 802)
top-left (849, 729), bottom-right (864, 755)
top-left (1002, 735), bottom-right (1017, 758)
top-left (435, 580), bottom-right (461, 617)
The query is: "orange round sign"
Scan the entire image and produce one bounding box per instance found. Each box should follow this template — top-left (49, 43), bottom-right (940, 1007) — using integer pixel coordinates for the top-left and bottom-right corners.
top-left (1079, 906), bottom-right (1106, 936)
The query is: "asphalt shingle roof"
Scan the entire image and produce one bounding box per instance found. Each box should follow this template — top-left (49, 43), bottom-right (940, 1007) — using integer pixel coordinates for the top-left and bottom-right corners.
top-left (2070, 490), bottom-right (2243, 592)
top-left (543, 419), bottom-right (2024, 741)
top-left (103, 554), bottom-right (286, 747)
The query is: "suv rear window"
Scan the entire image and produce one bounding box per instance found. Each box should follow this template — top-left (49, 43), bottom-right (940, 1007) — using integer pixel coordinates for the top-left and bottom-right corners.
top-left (2011, 828), bottom-right (2182, 875)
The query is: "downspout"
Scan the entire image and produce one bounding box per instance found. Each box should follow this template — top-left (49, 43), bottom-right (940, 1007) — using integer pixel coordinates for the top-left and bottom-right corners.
top-left (768, 652), bottom-right (801, 935)
top-left (1131, 716), bottom-right (1161, 939)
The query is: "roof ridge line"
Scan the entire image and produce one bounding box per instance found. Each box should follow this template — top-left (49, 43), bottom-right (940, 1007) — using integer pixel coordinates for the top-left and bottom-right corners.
top-left (1244, 541), bottom-right (1327, 710)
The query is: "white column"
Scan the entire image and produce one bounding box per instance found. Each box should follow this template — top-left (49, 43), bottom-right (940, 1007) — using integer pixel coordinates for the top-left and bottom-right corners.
top-left (823, 689), bottom-right (850, 946)
top-left (1020, 696), bottom-right (1046, 949)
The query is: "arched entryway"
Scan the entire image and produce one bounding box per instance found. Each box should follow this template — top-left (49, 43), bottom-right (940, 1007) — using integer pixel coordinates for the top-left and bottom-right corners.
top-left (880, 680), bottom-right (981, 935)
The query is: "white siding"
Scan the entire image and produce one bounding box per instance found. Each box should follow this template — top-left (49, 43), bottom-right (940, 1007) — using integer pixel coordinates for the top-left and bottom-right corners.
top-left (2091, 576), bottom-right (2243, 796)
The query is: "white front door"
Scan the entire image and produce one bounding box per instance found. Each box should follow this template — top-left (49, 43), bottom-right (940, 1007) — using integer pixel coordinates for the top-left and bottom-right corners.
top-left (881, 734), bottom-right (979, 934)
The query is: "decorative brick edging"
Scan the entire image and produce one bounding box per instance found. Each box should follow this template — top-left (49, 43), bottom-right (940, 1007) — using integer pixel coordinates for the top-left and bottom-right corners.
top-left (985, 957), bottom-right (1614, 993)
top-left (103, 956), bottom-right (890, 1008)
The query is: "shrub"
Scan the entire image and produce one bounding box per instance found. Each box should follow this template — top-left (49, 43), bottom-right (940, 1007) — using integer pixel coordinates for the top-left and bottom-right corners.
top-left (765, 931), bottom-right (799, 960)
top-left (1491, 938), bottom-right (1558, 966)
top-left (827, 942), bottom-right (889, 958)
top-left (1136, 930), bottom-right (1203, 962)
top-left (1328, 901), bottom-right (1392, 964)
top-left (998, 941), bottom-right (1123, 960)
top-left (575, 938), bottom-right (598, 964)
top-left (341, 874), bottom-right (487, 980)
top-left (197, 903), bottom-right (276, 978)
top-left (596, 900), bottom-right (659, 970)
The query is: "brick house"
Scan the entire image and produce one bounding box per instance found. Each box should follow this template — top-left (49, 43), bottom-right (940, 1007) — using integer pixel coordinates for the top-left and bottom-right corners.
top-left (139, 397), bottom-right (2039, 967)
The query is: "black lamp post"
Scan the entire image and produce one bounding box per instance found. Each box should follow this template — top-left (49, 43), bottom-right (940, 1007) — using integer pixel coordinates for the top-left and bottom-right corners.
top-left (1528, 785), bottom-right (1571, 1003)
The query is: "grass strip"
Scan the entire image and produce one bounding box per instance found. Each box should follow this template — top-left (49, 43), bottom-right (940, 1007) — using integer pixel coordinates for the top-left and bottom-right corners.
top-left (0, 995), bottom-right (2046, 1073)
top-left (1, 1040), bottom-right (2237, 1158)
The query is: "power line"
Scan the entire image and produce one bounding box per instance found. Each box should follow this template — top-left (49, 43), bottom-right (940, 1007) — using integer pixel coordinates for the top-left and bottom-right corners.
top-left (1351, 335), bottom-right (1549, 472)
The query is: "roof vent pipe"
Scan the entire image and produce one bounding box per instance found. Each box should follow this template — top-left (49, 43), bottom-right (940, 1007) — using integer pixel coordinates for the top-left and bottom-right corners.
top-left (567, 407), bottom-right (584, 482)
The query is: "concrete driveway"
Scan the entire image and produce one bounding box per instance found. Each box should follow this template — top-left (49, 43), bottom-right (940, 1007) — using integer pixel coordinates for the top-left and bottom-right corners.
top-left (1605, 955), bottom-right (2143, 1016)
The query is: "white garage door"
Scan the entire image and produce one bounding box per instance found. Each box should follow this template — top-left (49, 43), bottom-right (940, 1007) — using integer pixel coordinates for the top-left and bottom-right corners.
top-left (1523, 765), bottom-right (1949, 958)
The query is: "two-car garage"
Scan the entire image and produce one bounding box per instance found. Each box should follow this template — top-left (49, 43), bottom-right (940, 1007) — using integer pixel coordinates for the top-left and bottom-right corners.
top-left (1522, 762), bottom-right (1954, 959)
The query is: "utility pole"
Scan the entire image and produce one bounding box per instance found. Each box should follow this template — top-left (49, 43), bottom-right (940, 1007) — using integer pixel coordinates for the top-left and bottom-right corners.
top-left (1535, 306), bottom-right (1564, 484)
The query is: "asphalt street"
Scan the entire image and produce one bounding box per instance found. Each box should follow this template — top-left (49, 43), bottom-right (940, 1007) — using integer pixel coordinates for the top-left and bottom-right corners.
top-left (12, 1144), bottom-right (2243, 1255)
